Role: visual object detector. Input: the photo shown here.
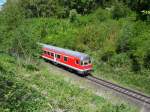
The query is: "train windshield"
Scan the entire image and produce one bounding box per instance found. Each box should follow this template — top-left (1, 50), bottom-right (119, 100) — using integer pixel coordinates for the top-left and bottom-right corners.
top-left (81, 59), bottom-right (91, 66)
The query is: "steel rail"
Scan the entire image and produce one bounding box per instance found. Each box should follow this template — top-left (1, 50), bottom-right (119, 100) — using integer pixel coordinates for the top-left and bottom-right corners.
top-left (86, 75), bottom-right (150, 105)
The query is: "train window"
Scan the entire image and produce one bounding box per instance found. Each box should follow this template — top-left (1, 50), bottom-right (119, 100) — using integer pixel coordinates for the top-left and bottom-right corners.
top-left (48, 52), bottom-right (50, 55)
top-left (84, 61), bottom-right (88, 65)
top-left (56, 54), bottom-right (61, 59)
top-left (44, 51), bottom-right (47, 54)
top-left (64, 57), bottom-right (68, 61)
top-left (76, 60), bottom-right (79, 64)
top-left (51, 53), bottom-right (54, 57)
top-left (80, 60), bottom-right (90, 66)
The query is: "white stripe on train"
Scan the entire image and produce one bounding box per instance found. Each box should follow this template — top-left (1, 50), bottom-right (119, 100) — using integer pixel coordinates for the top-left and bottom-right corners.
top-left (42, 56), bottom-right (91, 72)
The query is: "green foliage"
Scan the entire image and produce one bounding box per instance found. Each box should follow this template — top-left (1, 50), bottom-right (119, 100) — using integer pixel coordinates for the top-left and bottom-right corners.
top-left (144, 49), bottom-right (150, 69)
top-left (76, 25), bottom-right (102, 51)
top-left (130, 55), bottom-right (141, 73)
top-left (1, 0), bottom-right (25, 29)
top-left (93, 8), bottom-right (111, 22)
top-left (116, 23), bottom-right (135, 53)
top-left (0, 0), bottom-right (25, 53)
top-left (112, 2), bottom-right (130, 20)
top-left (116, 21), bottom-right (150, 72)
top-left (0, 55), bottom-right (45, 112)
top-left (0, 54), bottom-right (16, 74)
top-left (20, 0), bottom-right (64, 18)
top-left (0, 0), bottom-right (150, 105)
top-left (18, 0), bottom-right (97, 18)
top-left (60, 0), bottom-right (97, 15)
top-left (0, 8), bottom-right (41, 58)
top-left (101, 104), bottom-right (132, 112)
top-left (1, 83), bottom-right (44, 112)
top-left (101, 51), bottom-right (114, 62)
top-left (2, 0), bottom-right (149, 21)
top-left (0, 54), bottom-right (136, 112)
top-left (23, 63), bottom-right (39, 72)
top-left (109, 53), bottom-right (130, 68)
top-left (123, 0), bottom-right (150, 21)
top-left (0, 0), bottom-right (41, 58)
top-left (27, 13), bottom-right (150, 95)
top-left (69, 9), bottom-right (79, 23)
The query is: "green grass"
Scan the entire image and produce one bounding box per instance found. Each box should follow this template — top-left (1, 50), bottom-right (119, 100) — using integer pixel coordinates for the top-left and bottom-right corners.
top-left (0, 54), bottom-right (137, 112)
top-left (94, 63), bottom-right (150, 95)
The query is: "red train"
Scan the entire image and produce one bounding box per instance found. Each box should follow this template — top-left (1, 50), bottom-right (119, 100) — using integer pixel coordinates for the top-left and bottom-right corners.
top-left (41, 44), bottom-right (93, 75)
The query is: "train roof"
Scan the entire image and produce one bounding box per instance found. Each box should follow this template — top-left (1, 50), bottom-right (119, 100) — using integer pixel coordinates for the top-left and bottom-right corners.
top-left (41, 43), bottom-right (90, 60)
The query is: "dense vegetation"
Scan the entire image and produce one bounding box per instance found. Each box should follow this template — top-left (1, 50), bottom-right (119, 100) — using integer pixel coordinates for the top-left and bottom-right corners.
top-left (0, 54), bottom-right (137, 112)
top-left (0, 0), bottom-right (149, 55)
top-left (0, 0), bottom-right (150, 111)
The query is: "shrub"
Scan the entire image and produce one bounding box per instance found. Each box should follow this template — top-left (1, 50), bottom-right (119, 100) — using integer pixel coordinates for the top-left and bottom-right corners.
top-left (76, 25), bottom-right (101, 51)
top-left (101, 51), bottom-right (114, 62)
top-left (93, 8), bottom-right (111, 22)
top-left (0, 55), bottom-right (44, 112)
top-left (23, 63), bottom-right (39, 71)
top-left (144, 49), bottom-right (150, 69)
top-left (109, 53), bottom-right (130, 68)
top-left (0, 55), bottom-right (16, 74)
top-left (69, 9), bottom-right (79, 23)
top-left (112, 2), bottom-right (129, 20)
top-left (116, 23), bottom-right (136, 53)
top-left (20, 0), bottom-right (62, 18)
top-left (130, 54), bottom-right (141, 73)
top-left (61, 0), bottom-right (96, 15)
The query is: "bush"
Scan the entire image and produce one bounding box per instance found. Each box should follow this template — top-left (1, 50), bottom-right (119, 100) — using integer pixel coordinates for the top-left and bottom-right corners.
top-left (116, 23), bottom-right (136, 53)
top-left (144, 49), bottom-right (150, 69)
top-left (130, 54), bottom-right (141, 73)
top-left (2, 82), bottom-right (44, 112)
top-left (69, 9), bottom-right (79, 23)
top-left (20, 0), bottom-right (62, 18)
top-left (112, 2), bottom-right (129, 20)
top-left (23, 63), bottom-right (39, 71)
top-left (61, 0), bottom-right (96, 15)
top-left (101, 51), bottom-right (114, 62)
top-left (76, 25), bottom-right (103, 51)
top-left (93, 8), bottom-right (111, 22)
top-left (109, 53), bottom-right (130, 68)
top-left (0, 54), bottom-right (16, 74)
top-left (0, 55), bottom-right (44, 111)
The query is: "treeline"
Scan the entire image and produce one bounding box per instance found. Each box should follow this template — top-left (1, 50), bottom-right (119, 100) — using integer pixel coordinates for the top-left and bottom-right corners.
top-left (3, 0), bottom-right (150, 20)
top-left (0, 0), bottom-right (149, 57)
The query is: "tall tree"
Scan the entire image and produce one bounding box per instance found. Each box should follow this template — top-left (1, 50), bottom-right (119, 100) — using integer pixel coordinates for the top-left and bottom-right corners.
top-left (0, 0), bottom-right (25, 53)
top-left (20, 0), bottom-right (63, 18)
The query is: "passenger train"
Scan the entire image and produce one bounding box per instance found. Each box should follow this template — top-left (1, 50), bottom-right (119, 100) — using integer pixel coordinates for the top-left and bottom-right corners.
top-left (40, 43), bottom-right (92, 75)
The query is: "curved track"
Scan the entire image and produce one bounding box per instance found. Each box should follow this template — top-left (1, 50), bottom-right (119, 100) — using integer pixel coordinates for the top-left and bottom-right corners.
top-left (86, 75), bottom-right (150, 105)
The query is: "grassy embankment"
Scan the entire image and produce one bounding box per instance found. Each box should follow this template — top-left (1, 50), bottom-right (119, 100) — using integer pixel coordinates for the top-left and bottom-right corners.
top-left (20, 8), bottom-right (150, 95)
top-left (0, 54), bottom-right (137, 112)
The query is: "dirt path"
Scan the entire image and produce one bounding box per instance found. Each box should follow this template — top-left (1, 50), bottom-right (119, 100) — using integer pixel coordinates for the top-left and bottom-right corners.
top-left (44, 62), bottom-right (150, 112)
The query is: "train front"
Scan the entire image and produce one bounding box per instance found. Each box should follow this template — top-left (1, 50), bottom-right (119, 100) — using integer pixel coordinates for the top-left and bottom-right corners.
top-left (80, 56), bottom-right (93, 75)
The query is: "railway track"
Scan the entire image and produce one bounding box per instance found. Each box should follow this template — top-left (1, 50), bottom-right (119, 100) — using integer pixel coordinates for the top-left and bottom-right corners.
top-left (86, 75), bottom-right (150, 105)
